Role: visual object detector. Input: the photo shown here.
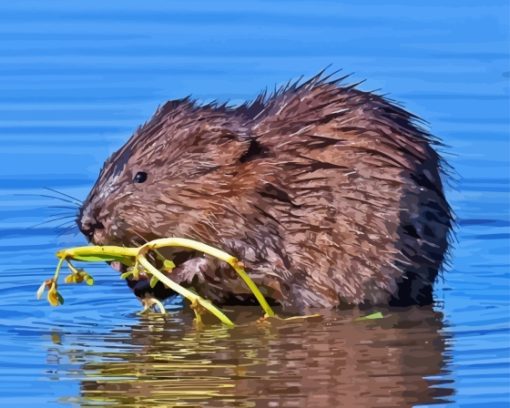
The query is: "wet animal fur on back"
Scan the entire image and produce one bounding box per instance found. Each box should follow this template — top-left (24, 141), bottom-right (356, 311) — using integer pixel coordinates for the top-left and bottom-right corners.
top-left (80, 73), bottom-right (453, 309)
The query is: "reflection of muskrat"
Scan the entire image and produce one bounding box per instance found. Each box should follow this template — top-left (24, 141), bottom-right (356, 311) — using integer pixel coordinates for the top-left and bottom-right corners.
top-left (78, 73), bottom-right (452, 309)
top-left (77, 309), bottom-right (452, 407)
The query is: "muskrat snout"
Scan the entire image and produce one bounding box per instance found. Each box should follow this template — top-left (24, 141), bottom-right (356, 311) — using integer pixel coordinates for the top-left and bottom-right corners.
top-left (77, 207), bottom-right (105, 242)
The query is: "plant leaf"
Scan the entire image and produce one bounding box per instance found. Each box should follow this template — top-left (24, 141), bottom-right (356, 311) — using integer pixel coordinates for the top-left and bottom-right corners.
top-left (64, 274), bottom-right (76, 284)
top-left (120, 271), bottom-right (133, 280)
top-left (149, 275), bottom-right (159, 288)
top-left (47, 287), bottom-right (60, 306)
top-left (163, 259), bottom-right (176, 271)
top-left (356, 312), bottom-right (384, 321)
top-left (36, 281), bottom-right (46, 299)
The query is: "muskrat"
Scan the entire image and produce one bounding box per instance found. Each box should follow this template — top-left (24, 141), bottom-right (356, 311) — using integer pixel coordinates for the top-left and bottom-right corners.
top-left (78, 73), bottom-right (452, 309)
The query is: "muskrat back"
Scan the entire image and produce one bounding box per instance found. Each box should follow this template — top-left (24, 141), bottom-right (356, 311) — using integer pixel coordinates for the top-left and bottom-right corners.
top-left (78, 73), bottom-right (453, 309)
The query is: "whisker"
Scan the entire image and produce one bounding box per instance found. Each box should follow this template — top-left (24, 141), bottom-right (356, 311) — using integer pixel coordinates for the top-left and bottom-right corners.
top-left (44, 187), bottom-right (83, 205)
top-left (54, 220), bottom-right (77, 230)
top-left (48, 205), bottom-right (80, 211)
top-left (57, 224), bottom-right (80, 238)
top-left (132, 230), bottom-right (150, 245)
top-left (130, 238), bottom-right (143, 247)
top-left (44, 214), bottom-right (76, 222)
top-left (56, 228), bottom-right (78, 239)
top-left (29, 215), bottom-right (76, 229)
top-left (15, 193), bottom-right (80, 206)
top-left (58, 230), bottom-right (79, 239)
top-left (48, 211), bottom-right (78, 218)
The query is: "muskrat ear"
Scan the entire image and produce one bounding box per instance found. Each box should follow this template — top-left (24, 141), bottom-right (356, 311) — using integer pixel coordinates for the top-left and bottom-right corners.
top-left (239, 139), bottom-right (267, 163)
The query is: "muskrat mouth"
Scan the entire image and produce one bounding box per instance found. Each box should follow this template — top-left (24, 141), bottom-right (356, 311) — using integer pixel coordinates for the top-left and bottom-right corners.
top-left (108, 250), bottom-right (199, 276)
top-left (109, 260), bottom-right (127, 273)
top-left (108, 249), bottom-right (202, 303)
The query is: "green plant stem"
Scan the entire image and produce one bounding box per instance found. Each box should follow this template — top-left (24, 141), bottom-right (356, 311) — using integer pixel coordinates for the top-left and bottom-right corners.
top-left (53, 257), bottom-right (66, 283)
top-left (53, 238), bottom-right (280, 325)
top-left (57, 246), bottom-right (139, 258)
top-left (137, 254), bottom-right (235, 327)
top-left (139, 238), bottom-right (275, 318)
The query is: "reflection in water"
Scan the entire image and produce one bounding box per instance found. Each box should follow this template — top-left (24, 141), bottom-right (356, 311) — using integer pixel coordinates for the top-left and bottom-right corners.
top-left (49, 307), bottom-right (453, 407)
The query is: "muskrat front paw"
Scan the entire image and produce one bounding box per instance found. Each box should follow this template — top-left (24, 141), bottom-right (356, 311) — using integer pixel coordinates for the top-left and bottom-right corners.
top-left (170, 256), bottom-right (218, 284)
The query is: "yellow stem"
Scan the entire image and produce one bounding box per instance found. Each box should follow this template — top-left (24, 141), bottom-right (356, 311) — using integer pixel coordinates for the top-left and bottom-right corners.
top-left (137, 255), bottom-right (235, 327)
top-left (141, 297), bottom-right (167, 314)
top-left (53, 257), bottom-right (65, 283)
top-left (54, 238), bottom-right (279, 324)
top-left (150, 298), bottom-right (167, 314)
top-left (230, 263), bottom-right (275, 318)
top-left (66, 260), bottom-right (80, 274)
top-left (139, 238), bottom-right (275, 318)
top-left (277, 314), bottom-right (321, 321)
top-left (191, 299), bottom-right (204, 327)
top-left (57, 246), bottom-right (138, 259)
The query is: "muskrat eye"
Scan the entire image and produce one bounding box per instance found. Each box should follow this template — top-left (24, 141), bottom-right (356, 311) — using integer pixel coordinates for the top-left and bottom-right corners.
top-left (133, 171), bottom-right (147, 183)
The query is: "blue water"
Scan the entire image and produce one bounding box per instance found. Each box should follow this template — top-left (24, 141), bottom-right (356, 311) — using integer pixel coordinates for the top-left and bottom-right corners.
top-left (0, 1), bottom-right (508, 407)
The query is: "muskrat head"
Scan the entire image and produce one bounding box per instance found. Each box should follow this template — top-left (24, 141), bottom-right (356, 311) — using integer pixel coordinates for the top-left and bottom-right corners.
top-left (78, 98), bottom-right (255, 247)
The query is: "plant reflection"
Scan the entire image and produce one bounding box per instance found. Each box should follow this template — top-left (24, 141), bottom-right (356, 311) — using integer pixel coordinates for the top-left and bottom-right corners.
top-left (50, 307), bottom-right (454, 407)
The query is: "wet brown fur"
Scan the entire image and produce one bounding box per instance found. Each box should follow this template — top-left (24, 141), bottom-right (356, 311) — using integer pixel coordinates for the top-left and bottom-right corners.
top-left (79, 73), bottom-right (453, 309)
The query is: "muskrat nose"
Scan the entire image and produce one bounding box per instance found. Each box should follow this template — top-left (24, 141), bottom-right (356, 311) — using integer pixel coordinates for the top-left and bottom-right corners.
top-left (78, 211), bottom-right (104, 240)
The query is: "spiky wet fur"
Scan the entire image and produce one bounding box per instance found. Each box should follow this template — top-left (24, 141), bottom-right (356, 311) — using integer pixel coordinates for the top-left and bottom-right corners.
top-left (79, 73), bottom-right (453, 309)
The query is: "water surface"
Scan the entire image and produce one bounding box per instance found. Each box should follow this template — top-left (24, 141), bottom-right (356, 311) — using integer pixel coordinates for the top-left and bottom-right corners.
top-left (0, 1), bottom-right (508, 407)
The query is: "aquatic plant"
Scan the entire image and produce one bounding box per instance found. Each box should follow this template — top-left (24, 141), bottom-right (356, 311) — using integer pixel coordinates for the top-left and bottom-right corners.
top-left (37, 238), bottom-right (278, 327)
top-left (36, 237), bottom-right (383, 326)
